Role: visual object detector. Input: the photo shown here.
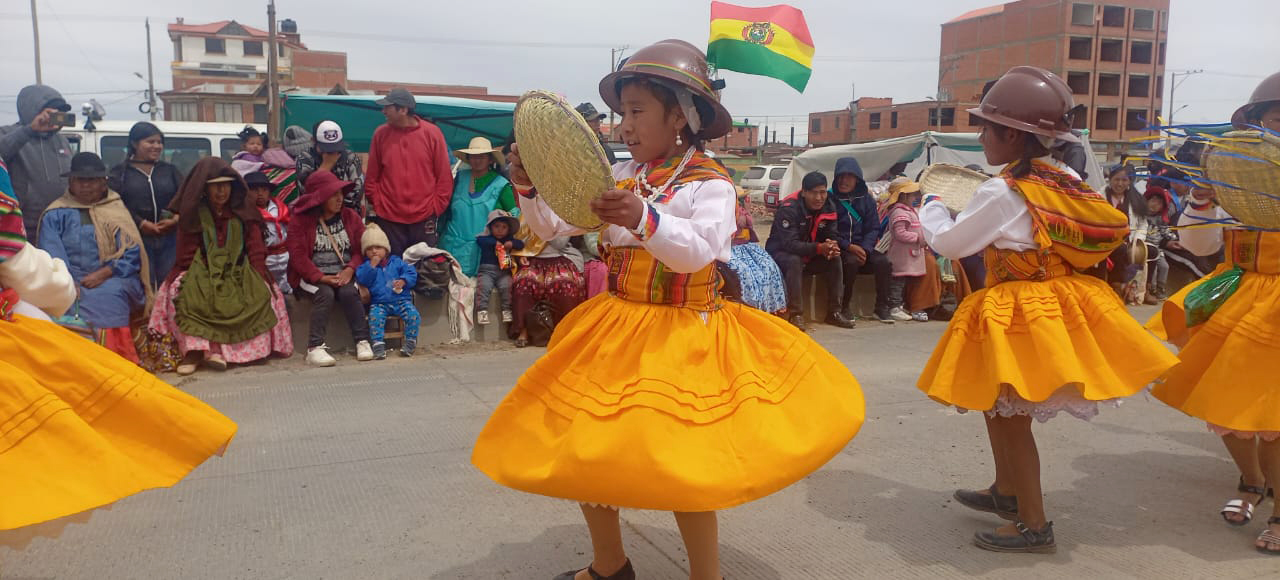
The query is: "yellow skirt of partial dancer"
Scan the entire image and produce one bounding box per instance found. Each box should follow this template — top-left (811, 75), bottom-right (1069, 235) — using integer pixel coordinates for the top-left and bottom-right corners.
top-left (471, 295), bottom-right (865, 512)
top-left (1147, 233), bottom-right (1280, 432)
top-left (0, 314), bottom-right (237, 546)
top-left (918, 273), bottom-right (1178, 411)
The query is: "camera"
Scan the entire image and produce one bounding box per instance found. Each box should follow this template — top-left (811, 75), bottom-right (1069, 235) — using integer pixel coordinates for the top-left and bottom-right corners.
top-left (49, 112), bottom-right (76, 128)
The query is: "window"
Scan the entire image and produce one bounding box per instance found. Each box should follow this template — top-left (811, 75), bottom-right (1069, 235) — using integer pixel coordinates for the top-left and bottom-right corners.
top-left (1100, 39), bottom-right (1123, 62)
top-left (1102, 5), bottom-right (1126, 27)
top-left (736, 126), bottom-right (744, 133)
top-left (205, 37), bottom-right (225, 54)
top-left (1156, 75), bottom-right (1164, 99)
top-left (941, 107), bottom-right (955, 127)
top-left (835, 117), bottom-right (841, 129)
top-left (743, 167), bottom-right (766, 180)
top-left (869, 112), bottom-right (881, 130)
top-left (253, 103), bottom-right (268, 124)
top-left (1159, 42), bottom-right (1166, 65)
top-left (1095, 107), bottom-right (1118, 130)
top-left (1128, 75), bottom-right (1150, 98)
top-left (214, 102), bottom-right (243, 123)
top-left (243, 40), bottom-right (263, 56)
top-left (1071, 3), bottom-right (1094, 26)
top-left (968, 112), bottom-right (983, 127)
top-left (104, 135), bottom-right (211, 176)
top-left (1067, 72), bottom-right (1091, 95)
top-left (1126, 109), bottom-right (1149, 131)
top-left (891, 111), bottom-right (899, 129)
top-left (1071, 106), bottom-right (1089, 129)
top-left (1069, 37), bottom-right (1092, 60)
top-left (1133, 8), bottom-right (1154, 30)
top-left (1098, 74), bottom-right (1121, 96)
top-left (1131, 41), bottom-right (1153, 64)
top-left (1160, 10), bottom-right (1168, 31)
top-left (811, 118), bottom-right (822, 134)
top-left (769, 167), bottom-right (788, 180)
top-left (173, 40), bottom-right (183, 62)
top-left (169, 102), bottom-right (198, 122)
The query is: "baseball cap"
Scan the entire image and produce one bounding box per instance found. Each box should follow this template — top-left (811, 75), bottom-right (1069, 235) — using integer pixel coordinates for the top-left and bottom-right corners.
top-left (314, 120), bottom-right (347, 153)
top-left (575, 102), bottom-right (607, 121)
top-left (375, 88), bottom-right (416, 110)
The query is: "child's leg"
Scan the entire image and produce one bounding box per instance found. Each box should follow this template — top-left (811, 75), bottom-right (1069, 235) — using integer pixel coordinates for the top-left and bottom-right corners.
top-left (368, 303), bottom-right (389, 345)
top-left (475, 265), bottom-right (497, 311)
top-left (395, 300), bottom-right (421, 343)
top-left (888, 275), bottom-right (908, 308)
top-left (497, 271), bottom-right (514, 312)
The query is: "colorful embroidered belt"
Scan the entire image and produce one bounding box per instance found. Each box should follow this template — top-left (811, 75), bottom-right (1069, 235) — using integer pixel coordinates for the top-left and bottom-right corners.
top-left (607, 247), bottom-right (723, 310)
top-left (1226, 230), bottom-right (1280, 274)
top-left (984, 246), bottom-right (1074, 284)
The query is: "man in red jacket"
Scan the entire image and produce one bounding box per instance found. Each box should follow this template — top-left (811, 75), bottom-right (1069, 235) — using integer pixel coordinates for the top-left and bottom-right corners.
top-left (365, 88), bottom-right (454, 256)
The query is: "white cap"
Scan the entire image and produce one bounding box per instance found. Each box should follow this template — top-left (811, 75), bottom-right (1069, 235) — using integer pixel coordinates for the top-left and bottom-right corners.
top-left (315, 120), bottom-right (346, 152)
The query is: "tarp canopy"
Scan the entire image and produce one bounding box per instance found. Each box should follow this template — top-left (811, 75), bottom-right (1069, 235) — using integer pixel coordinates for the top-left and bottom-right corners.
top-left (779, 131), bottom-right (1106, 196)
top-left (281, 94), bottom-right (515, 153)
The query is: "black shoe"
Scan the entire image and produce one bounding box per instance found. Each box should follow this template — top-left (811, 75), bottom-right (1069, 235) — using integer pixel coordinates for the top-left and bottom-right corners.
top-left (825, 311), bottom-right (856, 329)
top-left (840, 308), bottom-right (856, 320)
top-left (874, 308), bottom-right (895, 324)
top-left (788, 313), bottom-right (807, 331)
top-left (973, 521), bottom-right (1056, 553)
top-left (954, 485), bottom-right (1018, 521)
top-left (553, 559), bottom-right (635, 580)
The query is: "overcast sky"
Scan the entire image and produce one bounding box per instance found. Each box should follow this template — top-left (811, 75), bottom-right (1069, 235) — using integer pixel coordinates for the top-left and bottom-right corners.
top-left (2, 0), bottom-right (1277, 142)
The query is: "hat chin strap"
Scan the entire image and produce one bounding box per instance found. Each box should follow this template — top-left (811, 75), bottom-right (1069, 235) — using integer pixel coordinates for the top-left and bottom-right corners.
top-left (645, 76), bottom-right (703, 136)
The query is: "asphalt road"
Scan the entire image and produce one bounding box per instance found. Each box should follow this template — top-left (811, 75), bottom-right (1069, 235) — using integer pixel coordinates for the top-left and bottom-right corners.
top-left (5, 305), bottom-right (1278, 579)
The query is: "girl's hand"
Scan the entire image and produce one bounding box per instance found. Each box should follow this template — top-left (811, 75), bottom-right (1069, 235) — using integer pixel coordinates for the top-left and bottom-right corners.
top-left (590, 189), bottom-right (643, 229)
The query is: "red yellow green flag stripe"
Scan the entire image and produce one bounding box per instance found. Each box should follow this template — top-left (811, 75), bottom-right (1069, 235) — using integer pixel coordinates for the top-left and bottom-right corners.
top-left (707, 2), bottom-right (814, 93)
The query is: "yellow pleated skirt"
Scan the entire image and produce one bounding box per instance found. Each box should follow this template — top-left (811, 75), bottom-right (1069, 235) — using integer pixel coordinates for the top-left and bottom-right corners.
top-left (0, 314), bottom-right (237, 545)
top-left (471, 294), bottom-right (865, 512)
top-left (918, 273), bottom-right (1178, 411)
top-left (1148, 251), bottom-right (1280, 433)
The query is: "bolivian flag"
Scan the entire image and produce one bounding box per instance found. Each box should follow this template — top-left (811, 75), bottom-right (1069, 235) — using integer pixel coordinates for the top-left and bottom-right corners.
top-left (707, 2), bottom-right (814, 92)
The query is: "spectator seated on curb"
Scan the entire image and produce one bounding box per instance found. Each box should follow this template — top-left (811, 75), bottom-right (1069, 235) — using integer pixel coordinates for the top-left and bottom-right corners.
top-left (765, 171), bottom-right (855, 330)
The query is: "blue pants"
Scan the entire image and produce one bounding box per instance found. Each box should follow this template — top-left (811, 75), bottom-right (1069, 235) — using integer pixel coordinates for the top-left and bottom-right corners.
top-left (368, 300), bottom-right (421, 345)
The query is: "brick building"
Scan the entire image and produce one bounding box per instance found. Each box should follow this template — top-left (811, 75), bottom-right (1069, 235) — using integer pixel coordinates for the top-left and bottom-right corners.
top-left (160, 18), bottom-right (517, 123)
top-left (808, 107), bottom-right (854, 146)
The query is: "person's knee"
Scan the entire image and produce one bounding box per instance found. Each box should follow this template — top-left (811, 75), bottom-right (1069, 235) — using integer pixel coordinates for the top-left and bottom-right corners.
top-left (771, 253), bottom-right (801, 273)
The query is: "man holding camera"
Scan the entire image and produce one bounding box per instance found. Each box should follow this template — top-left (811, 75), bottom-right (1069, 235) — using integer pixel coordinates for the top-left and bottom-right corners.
top-left (0, 85), bottom-right (75, 236)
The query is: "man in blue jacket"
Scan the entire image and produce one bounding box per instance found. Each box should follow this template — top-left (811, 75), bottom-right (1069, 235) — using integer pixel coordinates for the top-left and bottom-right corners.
top-left (830, 157), bottom-right (894, 323)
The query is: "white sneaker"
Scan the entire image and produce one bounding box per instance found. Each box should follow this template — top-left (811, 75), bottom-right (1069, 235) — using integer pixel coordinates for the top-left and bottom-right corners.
top-left (355, 340), bottom-right (374, 361)
top-left (478, 310), bottom-right (490, 325)
top-left (501, 310), bottom-right (513, 323)
top-left (889, 307), bottom-right (913, 322)
top-left (912, 311), bottom-right (930, 322)
top-left (306, 345), bottom-right (337, 367)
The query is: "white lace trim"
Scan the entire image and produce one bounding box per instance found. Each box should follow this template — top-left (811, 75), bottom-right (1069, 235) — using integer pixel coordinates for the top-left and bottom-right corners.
top-left (958, 385), bottom-right (1121, 423)
top-left (1207, 422), bottom-right (1280, 442)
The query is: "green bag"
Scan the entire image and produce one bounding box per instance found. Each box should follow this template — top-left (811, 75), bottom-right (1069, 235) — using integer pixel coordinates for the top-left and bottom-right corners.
top-left (1184, 266), bottom-right (1244, 328)
top-left (175, 206), bottom-right (278, 344)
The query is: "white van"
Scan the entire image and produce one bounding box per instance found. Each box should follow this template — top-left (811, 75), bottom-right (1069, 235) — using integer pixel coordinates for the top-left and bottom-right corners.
top-left (739, 164), bottom-right (789, 204)
top-left (64, 120), bottom-right (268, 176)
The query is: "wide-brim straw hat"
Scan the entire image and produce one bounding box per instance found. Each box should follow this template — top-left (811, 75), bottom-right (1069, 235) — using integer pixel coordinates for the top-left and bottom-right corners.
top-left (454, 136), bottom-right (505, 168)
top-left (919, 164), bottom-right (990, 212)
top-left (1203, 129), bottom-right (1280, 229)
top-left (513, 90), bottom-right (612, 231)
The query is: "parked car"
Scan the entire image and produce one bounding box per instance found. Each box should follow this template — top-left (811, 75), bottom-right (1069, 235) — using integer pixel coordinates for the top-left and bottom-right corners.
top-left (763, 179), bottom-right (784, 209)
top-left (64, 120), bottom-right (268, 176)
top-left (740, 164), bottom-right (788, 204)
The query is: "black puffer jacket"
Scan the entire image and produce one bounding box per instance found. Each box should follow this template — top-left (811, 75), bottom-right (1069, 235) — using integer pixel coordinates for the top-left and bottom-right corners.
top-left (765, 195), bottom-right (840, 261)
top-left (108, 160), bottom-right (184, 227)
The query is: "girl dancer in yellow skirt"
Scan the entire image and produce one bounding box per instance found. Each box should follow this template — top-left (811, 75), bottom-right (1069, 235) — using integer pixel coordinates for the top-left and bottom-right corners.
top-left (472, 40), bottom-right (865, 580)
top-left (1148, 71), bottom-right (1280, 555)
top-left (0, 159), bottom-right (237, 550)
top-left (917, 67), bottom-right (1178, 553)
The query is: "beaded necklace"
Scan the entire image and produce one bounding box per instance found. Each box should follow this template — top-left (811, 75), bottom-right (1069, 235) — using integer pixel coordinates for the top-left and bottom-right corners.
top-left (634, 147), bottom-right (696, 202)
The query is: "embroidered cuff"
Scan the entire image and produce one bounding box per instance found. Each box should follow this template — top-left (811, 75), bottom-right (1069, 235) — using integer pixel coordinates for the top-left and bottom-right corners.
top-left (922, 194), bottom-right (943, 207)
top-left (629, 203), bottom-right (661, 241)
top-left (515, 184), bottom-right (538, 199)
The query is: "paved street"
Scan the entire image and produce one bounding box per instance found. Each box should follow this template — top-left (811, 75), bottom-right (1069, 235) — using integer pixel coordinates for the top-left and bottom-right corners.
top-left (5, 305), bottom-right (1278, 579)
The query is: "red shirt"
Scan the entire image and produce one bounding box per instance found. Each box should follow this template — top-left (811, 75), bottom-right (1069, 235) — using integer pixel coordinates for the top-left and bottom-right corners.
top-left (364, 118), bottom-right (454, 224)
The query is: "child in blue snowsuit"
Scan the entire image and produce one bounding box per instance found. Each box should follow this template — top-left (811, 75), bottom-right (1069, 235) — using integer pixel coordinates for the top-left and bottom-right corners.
top-left (356, 223), bottom-right (420, 358)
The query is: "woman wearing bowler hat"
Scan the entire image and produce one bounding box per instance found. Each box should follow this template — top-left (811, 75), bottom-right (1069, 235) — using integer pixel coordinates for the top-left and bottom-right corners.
top-left (472, 39), bottom-right (865, 580)
top-left (916, 66), bottom-right (1178, 552)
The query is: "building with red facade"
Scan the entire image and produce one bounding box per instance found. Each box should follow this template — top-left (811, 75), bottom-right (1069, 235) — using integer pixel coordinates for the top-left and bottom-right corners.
top-left (160, 18), bottom-right (517, 124)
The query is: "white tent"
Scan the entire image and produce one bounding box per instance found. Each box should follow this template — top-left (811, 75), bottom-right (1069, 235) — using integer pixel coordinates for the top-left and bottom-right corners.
top-left (779, 131), bottom-right (1106, 198)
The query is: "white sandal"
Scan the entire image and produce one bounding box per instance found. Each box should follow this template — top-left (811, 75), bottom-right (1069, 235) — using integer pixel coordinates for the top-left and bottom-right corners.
top-left (1223, 482), bottom-right (1267, 526)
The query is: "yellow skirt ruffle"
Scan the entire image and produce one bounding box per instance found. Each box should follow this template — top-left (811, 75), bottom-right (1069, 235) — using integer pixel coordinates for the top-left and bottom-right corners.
top-left (1150, 269), bottom-right (1280, 432)
top-left (471, 294), bottom-right (865, 512)
top-left (918, 273), bottom-right (1177, 411)
top-left (0, 314), bottom-right (237, 545)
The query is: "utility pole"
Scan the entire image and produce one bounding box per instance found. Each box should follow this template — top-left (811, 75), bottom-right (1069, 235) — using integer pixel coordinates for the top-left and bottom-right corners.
top-left (609, 46), bottom-right (629, 134)
top-left (145, 18), bottom-right (157, 121)
top-left (30, 0), bottom-right (42, 84)
top-left (267, 0), bottom-right (280, 140)
top-left (1168, 69), bottom-right (1203, 126)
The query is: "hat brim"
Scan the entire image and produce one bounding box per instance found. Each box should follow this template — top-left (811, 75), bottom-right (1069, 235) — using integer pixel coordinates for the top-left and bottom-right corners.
top-left (206, 176), bottom-right (236, 184)
top-left (599, 70), bottom-right (732, 140)
top-left (967, 107), bottom-right (1079, 143)
top-left (62, 169), bottom-right (108, 178)
top-left (374, 97), bottom-right (393, 106)
top-left (455, 148), bottom-right (506, 167)
top-left (315, 140), bottom-right (347, 153)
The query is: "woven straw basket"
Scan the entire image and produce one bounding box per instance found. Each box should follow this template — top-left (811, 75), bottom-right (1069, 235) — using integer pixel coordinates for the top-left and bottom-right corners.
top-left (918, 164), bottom-right (989, 213)
top-left (1203, 130), bottom-right (1280, 229)
top-left (513, 90), bottom-right (613, 231)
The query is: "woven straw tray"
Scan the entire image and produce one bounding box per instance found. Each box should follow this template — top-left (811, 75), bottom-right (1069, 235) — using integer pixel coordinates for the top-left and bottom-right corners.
top-left (1204, 130), bottom-right (1280, 230)
top-left (918, 164), bottom-right (989, 213)
top-left (513, 90), bottom-right (613, 231)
